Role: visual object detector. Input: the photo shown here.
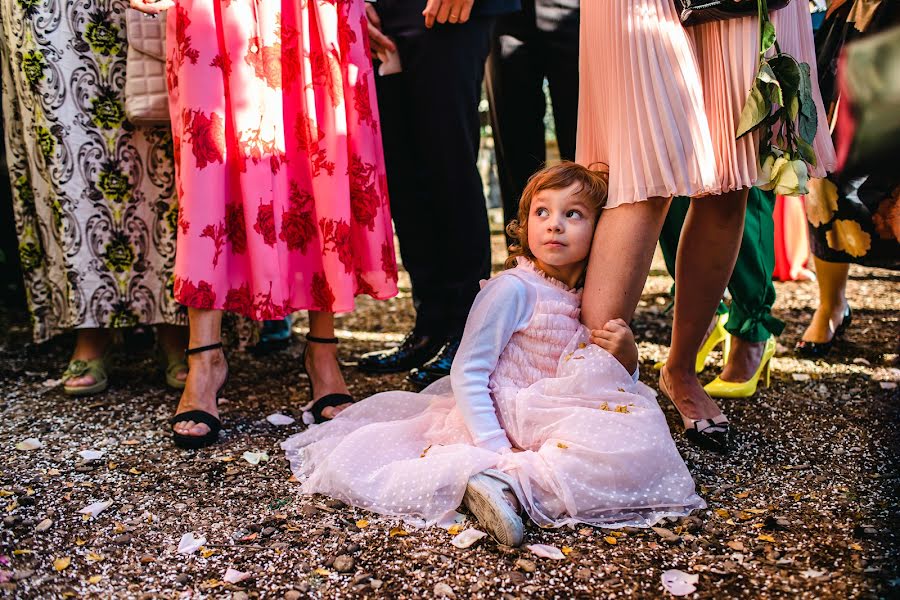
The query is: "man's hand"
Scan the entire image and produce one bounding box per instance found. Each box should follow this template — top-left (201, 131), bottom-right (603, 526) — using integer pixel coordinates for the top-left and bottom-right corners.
top-left (365, 3), bottom-right (397, 56)
top-left (422, 0), bottom-right (474, 28)
top-left (129, 0), bottom-right (174, 15)
top-left (590, 318), bottom-right (639, 375)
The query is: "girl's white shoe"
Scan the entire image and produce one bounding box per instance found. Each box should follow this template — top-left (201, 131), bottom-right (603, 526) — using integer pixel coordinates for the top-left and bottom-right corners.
top-left (463, 471), bottom-right (524, 547)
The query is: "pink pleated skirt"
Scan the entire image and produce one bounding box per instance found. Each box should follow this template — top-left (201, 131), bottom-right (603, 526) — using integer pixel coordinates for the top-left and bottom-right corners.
top-left (576, 0), bottom-right (837, 207)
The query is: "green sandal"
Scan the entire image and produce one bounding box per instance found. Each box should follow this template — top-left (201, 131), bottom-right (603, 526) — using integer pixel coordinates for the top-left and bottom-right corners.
top-left (62, 358), bottom-right (109, 396)
top-left (159, 350), bottom-right (188, 391)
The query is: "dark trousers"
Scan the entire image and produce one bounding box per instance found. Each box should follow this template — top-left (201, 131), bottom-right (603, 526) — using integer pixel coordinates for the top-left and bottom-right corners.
top-left (485, 0), bottom-right (580, 233)
top-left (374, 9), bottom-right (494, 337)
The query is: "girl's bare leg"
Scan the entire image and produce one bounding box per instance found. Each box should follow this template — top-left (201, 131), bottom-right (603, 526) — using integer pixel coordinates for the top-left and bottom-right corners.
top-left (582, 197), bottom-right (671, 329)
top-left (173, 308), bottom-right (226, 437)
top-left (306, 311), bottom-right (351, 419)
top-left (801, 257), bottom-right (850, 343)
top-left (662, 189), bottom-right (749, 419)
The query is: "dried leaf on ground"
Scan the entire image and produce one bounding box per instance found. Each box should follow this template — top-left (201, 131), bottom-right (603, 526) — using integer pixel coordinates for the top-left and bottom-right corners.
top-left (266, 413), bottom-right (295, 426)
top-left (78, 501), bottom-right (112, 518)
top-left (223, 568), bottom-right (251, 584)
top-left (661, 569), bottom-right (698, 596)
top-left (177, 532), bottom-right (206, 555)
top-left (15, 438), bottom-right (42, 451)
top-left (242, 451), bottom-right (269, 465)
top-left (450, 529), bottom-right (486, 549)
top-left (53, 557), bottom-right (71, 572)
top-left (527, 544), bottom-right (566, 560)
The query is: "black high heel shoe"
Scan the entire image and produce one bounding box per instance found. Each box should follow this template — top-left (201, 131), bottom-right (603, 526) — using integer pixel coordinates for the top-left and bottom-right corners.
top-left (169, 342), bottom-right (227, 449)
top-left (301, 334), bottom-right (354, 423)
top-left (659, 369), bottom-right (730, 453)
top-left (795, 306), bottom-right (852, 358)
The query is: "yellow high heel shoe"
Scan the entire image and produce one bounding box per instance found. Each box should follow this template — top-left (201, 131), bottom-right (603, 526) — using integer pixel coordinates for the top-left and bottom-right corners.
top-left (654, 312), bottom-right (731, 373)
top-left (704, 336), bottom-right (776, 398)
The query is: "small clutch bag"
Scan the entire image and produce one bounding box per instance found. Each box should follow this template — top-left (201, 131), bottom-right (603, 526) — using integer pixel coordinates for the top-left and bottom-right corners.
top-left (124, 9), bottom-right (170, 125)
top-left (673, 0), bottom-right (792, 26)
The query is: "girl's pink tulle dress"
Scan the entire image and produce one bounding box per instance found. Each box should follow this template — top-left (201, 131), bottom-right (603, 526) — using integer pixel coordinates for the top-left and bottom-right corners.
top-left (282, 259), bottom-right (705, 528)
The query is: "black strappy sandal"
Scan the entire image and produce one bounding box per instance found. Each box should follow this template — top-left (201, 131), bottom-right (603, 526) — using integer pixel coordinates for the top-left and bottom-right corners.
top-left (170, 342), bottom-right (227, 449)
top-left (301, 334), bottom-right (354, 424)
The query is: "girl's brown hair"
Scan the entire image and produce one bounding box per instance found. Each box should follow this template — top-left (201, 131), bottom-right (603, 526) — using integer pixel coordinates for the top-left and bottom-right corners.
top-left (505, 161), bottom-right (609, 269)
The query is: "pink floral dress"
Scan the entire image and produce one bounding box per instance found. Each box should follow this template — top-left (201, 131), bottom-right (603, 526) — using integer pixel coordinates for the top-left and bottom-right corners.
top-left (166, 0), bottom-right (397, 319)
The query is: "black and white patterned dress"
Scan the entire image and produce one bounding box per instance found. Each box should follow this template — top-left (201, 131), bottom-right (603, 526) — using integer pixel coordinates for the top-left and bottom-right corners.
top-left (0, 0), bottom-right (184, 341)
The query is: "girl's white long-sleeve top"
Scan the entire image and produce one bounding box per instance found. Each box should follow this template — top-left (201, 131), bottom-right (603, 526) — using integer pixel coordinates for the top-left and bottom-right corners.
top-left (448, 275), bottom-right (638, 454)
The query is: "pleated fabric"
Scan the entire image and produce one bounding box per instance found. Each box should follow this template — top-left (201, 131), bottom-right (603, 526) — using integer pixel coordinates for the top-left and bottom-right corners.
top-left (166, 0), bottom-right (398, 319)
top-left (576, 0), bottom-right (836, 207)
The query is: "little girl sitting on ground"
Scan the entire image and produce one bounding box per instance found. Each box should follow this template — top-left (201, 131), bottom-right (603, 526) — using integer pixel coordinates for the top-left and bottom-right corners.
top-left (282, 162), bottom-right (704, 545)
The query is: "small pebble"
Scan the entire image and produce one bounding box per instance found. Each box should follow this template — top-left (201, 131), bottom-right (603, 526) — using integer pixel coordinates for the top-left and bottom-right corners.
top-left (333, 554), bottom-right (355, 573)
top-left (515, 559), bottom-right (536, 573)
top-left (434, 582), bottom-right (456, 598)
top-left (284, 591), bottom-right (301, 600)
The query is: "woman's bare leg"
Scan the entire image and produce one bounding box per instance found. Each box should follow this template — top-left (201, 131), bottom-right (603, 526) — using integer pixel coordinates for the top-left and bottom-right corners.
top-left (157, 324), bottom-right (189, 384)
top-left (663, 188), bottom-right (749, 419)
top-left (306, 311), bottom-right (351, 419)
top-left (582, 197), bottom-right (671, 329)
top-left (173, 308), bottom-right (226, 437)
top-left (801, 257), bottom-right (850, 343)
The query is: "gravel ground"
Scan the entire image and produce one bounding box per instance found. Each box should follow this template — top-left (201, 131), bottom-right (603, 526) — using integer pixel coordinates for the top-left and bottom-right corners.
top-left (1, 240), bottom-right (898, 599)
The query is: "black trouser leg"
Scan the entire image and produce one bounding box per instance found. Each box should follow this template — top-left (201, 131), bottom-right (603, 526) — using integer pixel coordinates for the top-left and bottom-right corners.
top-left (376, 18), bottom-right (494, 337)
top-left (486, 31), bottom-right (547, 235)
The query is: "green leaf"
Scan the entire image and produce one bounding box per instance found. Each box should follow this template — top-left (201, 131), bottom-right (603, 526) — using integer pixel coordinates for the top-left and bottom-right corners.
top-left (736, 84), bottom-right (771, 139)
top-left (798, 63), bottom-right (816, 118)
top-left (797, 62), bottom-right (818, 144)
top-left (795, 137), bottom-right (818, 168)
top-left (757, 62), bottom-right (778, 85)
top-left (788, 96), bottom-right (800, 120)
top-left (770, 54), bottom-right (802, 105)
top-left (760, 21), bottom-right (777, 55)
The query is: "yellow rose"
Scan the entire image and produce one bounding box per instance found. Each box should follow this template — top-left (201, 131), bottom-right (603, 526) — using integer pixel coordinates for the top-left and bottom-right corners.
top-left (773, 159), bottom-right (809, 196)
top-left (756, 155), bottom-right (789, 191)
top-left (826, 219), bottom-right (872, 257)
top-left (806, 178), bottom-right (839, 227)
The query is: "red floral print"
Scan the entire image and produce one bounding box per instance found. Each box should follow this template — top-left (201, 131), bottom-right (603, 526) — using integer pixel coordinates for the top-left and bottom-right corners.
top-left (210, 52), bottom-right (233, 77)
top-left (175, 276), bottom-right (216, 309)
top-left (295, 114), bottom-right (324, 153)
top-left (309, 49), bottom-right (344, 107)
top-left (337, 13), bottom-right (357, 57)
top-left (175, 5), bottom-right (200, 66)
top-left (183, 109), bottom-right (226, 169)
top-left (355, 269), bottom-right (377, 297)
top-left (348, 154), bottom-right (380, 230)
top-left (381, 241), bottom-right (398, 283)
top-left (354, 76), bottom-right (376, 129)
top-left (253, 200), bottom-right (276, 246)
top-left (225, 203), bottom-right (247, 254)
top-left (320, 217), bottom-right (353, 273)
top-left (280, 182), bottom-right (317, 253)
top-left (245, 37), bottom-right (283, 89)
top-left (312, 272), bottom-right (335, 311)
top-left (168, 0), bottom-right (397, 318)
top-left (224, 283), bottom-right (254, 314)
top-left (200, 222), bottom-right (226, 268)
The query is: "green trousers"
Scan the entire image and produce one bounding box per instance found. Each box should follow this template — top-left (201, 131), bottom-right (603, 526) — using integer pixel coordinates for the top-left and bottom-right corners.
top-left (659, 187), bottom-right (785, 343)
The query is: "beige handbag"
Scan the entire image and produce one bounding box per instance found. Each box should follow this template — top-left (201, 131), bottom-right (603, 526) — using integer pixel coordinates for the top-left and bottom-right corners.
top-left (125, 9), bottom-right (170, 125)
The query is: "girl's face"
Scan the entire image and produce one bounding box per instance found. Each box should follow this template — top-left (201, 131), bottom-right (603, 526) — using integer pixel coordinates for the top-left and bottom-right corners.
top-left (526, 183), bottom-right (598, 286)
